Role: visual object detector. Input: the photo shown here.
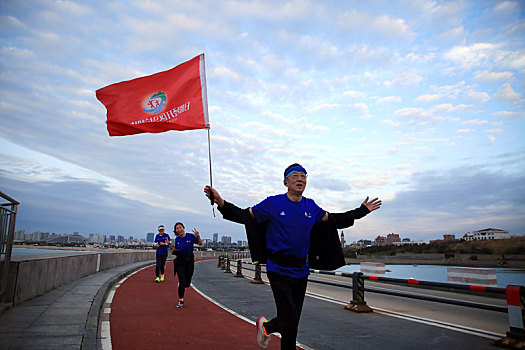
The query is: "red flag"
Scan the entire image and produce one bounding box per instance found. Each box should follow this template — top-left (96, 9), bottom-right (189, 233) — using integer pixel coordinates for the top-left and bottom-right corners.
top-left (96, 54), bottom-right (209, 136)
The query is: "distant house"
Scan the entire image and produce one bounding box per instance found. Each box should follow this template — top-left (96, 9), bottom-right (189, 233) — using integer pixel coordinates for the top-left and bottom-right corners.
top-left (386, 233), bottom-right (401, 245)
top-left (374, 235), bottom-right (387, 246)
top-left (460, 228), bottom-right (510, 241)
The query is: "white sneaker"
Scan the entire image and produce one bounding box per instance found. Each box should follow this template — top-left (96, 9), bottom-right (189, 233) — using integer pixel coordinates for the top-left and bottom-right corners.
top-left (176, 301), bottom-right (184, 308)
top-left (256, 316), bottom-right (270, 349)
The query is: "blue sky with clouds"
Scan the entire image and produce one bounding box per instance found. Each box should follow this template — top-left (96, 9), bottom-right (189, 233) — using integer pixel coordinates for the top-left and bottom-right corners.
top-left (1, 0), bottom-right (524, 243)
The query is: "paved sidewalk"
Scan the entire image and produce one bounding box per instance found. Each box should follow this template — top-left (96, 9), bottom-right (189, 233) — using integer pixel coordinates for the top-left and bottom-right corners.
top-left (0, 260), bottom-right (153, 350)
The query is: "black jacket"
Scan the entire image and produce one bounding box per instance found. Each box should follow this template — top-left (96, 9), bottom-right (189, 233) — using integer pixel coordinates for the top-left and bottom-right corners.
top-left (217, 200), bottom-right (370, 271)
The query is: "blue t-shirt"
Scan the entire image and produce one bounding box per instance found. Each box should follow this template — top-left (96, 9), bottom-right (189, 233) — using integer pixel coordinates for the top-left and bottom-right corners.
top-left (175, 233), bottom-right (198, 256)
top-left (251, 193), bottom-right (326, 278)
top-left (154, 233), bottom-right (171, 255)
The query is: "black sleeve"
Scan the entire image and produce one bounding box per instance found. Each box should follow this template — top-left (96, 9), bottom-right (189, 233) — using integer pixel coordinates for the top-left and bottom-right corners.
top-left (329, 204), bottom-right (370, 229)
top-left (217, 201), bottom-right (252, 224)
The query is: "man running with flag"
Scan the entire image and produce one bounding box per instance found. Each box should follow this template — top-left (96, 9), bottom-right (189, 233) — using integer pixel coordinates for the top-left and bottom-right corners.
top-left (204, 163), bottom-right (382, 349)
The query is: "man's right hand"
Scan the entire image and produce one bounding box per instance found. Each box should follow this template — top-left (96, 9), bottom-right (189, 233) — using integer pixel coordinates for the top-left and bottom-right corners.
top-left (204, 185), bottom-right (225, 207)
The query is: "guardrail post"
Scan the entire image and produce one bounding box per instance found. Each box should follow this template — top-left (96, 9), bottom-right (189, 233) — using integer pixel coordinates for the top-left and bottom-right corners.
top-left (251, 263), bottom-right (264, 284)
top-left (221, 256), bottom-right (226, 270)
top-left (496, 285), bottom-right (525, 349)
top-left (234, 260), bottom-right (243, 277)
top-left (345, 272), bottom-right (373, 313)
top-left (217, 256), bottom-right (223, 268)
top-left (224, 257), bottom-right (232, 273)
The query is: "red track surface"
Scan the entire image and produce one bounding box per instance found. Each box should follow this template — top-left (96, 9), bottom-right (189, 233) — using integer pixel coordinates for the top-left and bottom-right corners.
top-left (110, 259), bottom-right (293, 349)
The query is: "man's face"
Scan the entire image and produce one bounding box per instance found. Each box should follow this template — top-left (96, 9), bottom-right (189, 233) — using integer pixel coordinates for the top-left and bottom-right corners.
top-left (159, 228), bottom-right (165, 234)
top-left (284, 171), bottom-right (307, 194)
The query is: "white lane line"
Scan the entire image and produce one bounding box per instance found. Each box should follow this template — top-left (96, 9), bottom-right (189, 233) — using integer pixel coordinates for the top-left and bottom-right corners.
top-left (101, 264), bottom-right (152, 350)
top-left (305, 290), bottom-right (504, 340)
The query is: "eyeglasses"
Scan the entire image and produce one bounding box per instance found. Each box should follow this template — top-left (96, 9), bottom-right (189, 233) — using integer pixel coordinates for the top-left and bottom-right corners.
top-left (290, 173), bottom-right (307, 179)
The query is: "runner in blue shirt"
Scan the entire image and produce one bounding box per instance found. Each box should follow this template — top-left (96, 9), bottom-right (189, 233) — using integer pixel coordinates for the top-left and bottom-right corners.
top-left (154, 225), bottom-right (171, 283)
top-left (204, 163), bottom-right (382, 349)
top-left (171, 222), bottom-right (203, 308)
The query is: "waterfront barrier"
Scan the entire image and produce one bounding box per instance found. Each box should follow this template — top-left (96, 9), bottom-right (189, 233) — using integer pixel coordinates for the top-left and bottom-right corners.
top-left (360, 262), bottom-right (385, 276)
top-left (496, 285), bottom-right (525, 349)
top-left (0, 251), bottom-right (156, 306)
top-left (0, 250), bottom-right (222, 307)
top-left (447, 266), bottom-right (498, 287)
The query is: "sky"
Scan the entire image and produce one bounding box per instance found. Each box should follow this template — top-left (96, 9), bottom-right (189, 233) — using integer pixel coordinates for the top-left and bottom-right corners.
top-left (1, 0), bottom-right (524, 243)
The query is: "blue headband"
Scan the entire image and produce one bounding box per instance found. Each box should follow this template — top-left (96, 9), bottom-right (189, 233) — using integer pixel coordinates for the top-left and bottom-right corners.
top-left (284, 165), bottom-right (307, 179)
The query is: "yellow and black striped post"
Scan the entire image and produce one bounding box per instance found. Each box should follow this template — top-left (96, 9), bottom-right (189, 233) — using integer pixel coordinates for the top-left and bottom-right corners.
top-left (224, 257), bottom-right (232, 273)
top-left (234, 260), bottom-right (243, 277)
top-left (251, 263), bottom-right (264, 284)
top-left (345, 272), bottom-right (372, 313)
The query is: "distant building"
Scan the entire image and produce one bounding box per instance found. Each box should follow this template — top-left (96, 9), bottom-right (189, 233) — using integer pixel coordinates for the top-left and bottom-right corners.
top-left (213, 233), bottom-right (219, 243)
top-left (92, 234), bottom-right (106, 244)
top-left (374, 236), bottom-right (386, 246)
top-left (146, 232), bottom-right (154, 242)
top-left (221, 236), bottom-right (232, 244)
top-left (461, 228), bottom-right (510, 241)
top-left (67, 234), bottom-right (86, 243)
top-left (443, 234), bottom-right (456, 241)
top-left (386, 233), bottom-right (400, 245)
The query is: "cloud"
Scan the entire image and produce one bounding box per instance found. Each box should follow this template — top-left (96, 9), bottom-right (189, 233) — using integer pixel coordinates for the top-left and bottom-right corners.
top-left (474, 70), bottom-right (514, 82)
top-left (384, 72), bottom-right (423, 87)
top-left (377, 96), bottom-right (402, 104)
top-left (381, 163), bottom-right (525, 239)
top-left (416, 94), bottom-right (441, 103)
top-left (461, 119), bottom-right (488, 125)
top-left (342, 90), bottom-right (366, 99)
top-left (0, 173), bottom-right (244, 239)
top-left (495, 82), bottom-right (523, 102)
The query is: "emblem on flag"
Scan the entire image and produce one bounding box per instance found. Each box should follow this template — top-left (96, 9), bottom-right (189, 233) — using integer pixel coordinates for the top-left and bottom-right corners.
top-left (143, 92), bottom-right (167, 113)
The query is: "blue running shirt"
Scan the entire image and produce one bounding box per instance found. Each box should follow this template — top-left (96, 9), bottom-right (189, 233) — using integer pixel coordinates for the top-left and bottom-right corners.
top-left (175, 233), bottom-right (198, 256)
top-left (154, 233), bottom-right (171, 255)
top-left (251, 193), bottom-right (326, 278)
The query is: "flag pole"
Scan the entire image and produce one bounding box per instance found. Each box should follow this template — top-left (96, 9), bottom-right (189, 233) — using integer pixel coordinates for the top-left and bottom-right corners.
top-left (207, 127), bottom-right (215, 216)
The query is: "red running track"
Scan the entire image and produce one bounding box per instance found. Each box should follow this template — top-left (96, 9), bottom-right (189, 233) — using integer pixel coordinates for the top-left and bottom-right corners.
top-left (110, 259), bottom-right (298, 349)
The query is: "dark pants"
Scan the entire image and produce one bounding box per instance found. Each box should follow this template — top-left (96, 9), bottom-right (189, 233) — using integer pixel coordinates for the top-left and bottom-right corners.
top-left (173, 255), bottom-right (195, 299)
top-left (264, 271), bottom-right (308, 350)
top-left (155, 254), bottom-right (167, 277)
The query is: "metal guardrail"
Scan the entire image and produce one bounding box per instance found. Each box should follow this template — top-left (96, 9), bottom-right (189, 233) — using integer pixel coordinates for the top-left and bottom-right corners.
top-left (0, 191), bottom-right (19, 301)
